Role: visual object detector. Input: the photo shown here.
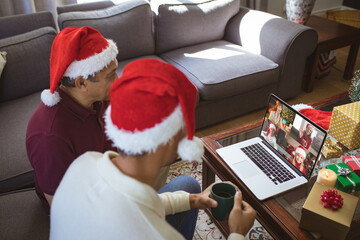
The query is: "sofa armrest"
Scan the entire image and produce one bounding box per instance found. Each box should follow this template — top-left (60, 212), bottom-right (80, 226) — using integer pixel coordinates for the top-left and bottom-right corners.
top-left (224, 7), bottom-right (318, 99)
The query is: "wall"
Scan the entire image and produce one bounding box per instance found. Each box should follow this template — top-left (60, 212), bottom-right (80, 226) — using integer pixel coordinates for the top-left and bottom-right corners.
top-left (266, 0), bottom-right (343, 18)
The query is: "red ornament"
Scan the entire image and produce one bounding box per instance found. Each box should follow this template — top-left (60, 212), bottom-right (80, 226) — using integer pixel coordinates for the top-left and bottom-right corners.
top-left (320, 189), bottom-right (343, 210)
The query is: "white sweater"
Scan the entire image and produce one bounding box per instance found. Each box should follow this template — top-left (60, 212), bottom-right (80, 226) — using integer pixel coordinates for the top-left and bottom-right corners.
top-left (50, 151), bottom-right (245, 240)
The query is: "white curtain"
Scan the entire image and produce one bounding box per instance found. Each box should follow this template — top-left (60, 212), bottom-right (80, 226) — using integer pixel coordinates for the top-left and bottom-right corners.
top-left (0, 0), bottom-right (77, 17)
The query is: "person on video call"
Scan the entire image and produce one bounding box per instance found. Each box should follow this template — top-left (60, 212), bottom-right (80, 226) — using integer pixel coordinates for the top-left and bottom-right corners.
top-left (268, 101), bottom-right (283, 127)
top-left (291, 145), bottom-right (307, 174)
top-left (297, 123), bottom-right (313, 150)
top-left (262, 122), bottom-right (277, 147)
top-left (50, 59), bottom-right (256, 240)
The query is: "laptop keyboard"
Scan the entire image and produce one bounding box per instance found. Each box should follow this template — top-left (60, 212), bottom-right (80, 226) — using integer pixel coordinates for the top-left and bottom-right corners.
top-left (241, 143), bottom-right (296, 185)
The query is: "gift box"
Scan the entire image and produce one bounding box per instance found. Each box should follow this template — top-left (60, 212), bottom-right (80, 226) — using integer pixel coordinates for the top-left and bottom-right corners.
top-left (321, 137), bottom-right (343, 159)
top-left (328, 101), bottom-right (360, 150)
top-left (342, 155), bottom-right (360, 177)
top-left (299, 182), bottom-right (359, 240)
top-left (326, 162), bottom-right (360, 193)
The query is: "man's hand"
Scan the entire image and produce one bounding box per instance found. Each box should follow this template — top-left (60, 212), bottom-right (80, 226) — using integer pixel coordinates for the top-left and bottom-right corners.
top-left (189, 181), bottom-right (239, 209)
top-left (189, 183), bottom-right (218, 209)
top-left (228, 191), bottom-right (256, 236)
top-left (299, 128), bottom-right (304, 138)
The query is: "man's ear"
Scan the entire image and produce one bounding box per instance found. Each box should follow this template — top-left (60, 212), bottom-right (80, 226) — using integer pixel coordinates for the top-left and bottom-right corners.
top-left (74, 76), bottom-right (87, 91)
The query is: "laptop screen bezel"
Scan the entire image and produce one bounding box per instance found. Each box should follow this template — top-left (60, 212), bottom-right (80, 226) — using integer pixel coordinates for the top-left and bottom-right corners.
top-left (259, 93), bottom-right (328, 180)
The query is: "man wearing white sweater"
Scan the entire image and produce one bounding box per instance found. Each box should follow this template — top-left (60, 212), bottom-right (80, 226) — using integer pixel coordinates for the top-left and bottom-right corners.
top-left (50, 59), bottom-right (256, 240)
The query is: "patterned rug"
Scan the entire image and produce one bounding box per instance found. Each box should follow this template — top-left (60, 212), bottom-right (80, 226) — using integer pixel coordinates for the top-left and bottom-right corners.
top-left (167, 160), bottom-right (274, 240)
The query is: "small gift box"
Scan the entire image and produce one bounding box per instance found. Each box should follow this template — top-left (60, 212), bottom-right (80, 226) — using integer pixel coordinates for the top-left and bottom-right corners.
top-left (300, 182), bottom-right (359, 240)
top-left (342, 155), bottom-right (360, 177)
top-left (321, 138), bottom-right (343, 159)
top-left (328, 101), bottom-right (360, 150)
top-left (326, 162), bottom-right (360, 193)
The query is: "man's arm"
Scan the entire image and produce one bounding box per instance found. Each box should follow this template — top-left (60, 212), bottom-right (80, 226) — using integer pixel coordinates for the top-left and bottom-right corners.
top-left (27, 134), bottom-right (76, 207)
top-left (158, 191), bottom-right (190, 215)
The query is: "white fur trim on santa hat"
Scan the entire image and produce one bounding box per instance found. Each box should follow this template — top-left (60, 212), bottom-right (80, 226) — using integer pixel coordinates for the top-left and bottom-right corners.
top-left (269, 123), bottom-right (276, 130)
top-left (178, 137), bottom-right (204, 162)
top-left (64, 39), bottom-right (118, 79)
top-left (105, 104), bottom-right (186, 155)
top-left (41, 89), bottom-right (61, 107)
top-left (291, 103), bottom-right (313, 112)
top-left (296, 147), bottom-right (306, 158)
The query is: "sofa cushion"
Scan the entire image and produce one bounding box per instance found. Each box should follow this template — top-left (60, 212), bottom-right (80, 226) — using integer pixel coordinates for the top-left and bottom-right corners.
top-left (152, 0), bottom-right (240, 54)
top-left (116, 55), bottom-right (164, 76)
top-left (0, 27), bottom-right (55, 102)
top-left (0, 189), bottom-right (49, 240)
top-left (57, 0), bottom-right (114, 14)
top-left (58, 0), bottom-right (154, 61)
top-left (0, 11), bottom-right (56, 39)
top-left (161, 40), bottom-right (279, 100)
top-left (0, 92), bottom-right (41, 182)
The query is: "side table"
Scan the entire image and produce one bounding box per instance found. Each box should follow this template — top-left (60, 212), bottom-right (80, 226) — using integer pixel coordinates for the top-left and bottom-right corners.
top-left (304, 15), bottom-right (360, 92)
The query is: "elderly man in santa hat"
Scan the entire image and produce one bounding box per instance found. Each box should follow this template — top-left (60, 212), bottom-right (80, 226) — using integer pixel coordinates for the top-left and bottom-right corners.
top-left (49, 59), bottom-right (256, 240)
top-left (26, 26), bottom-right (121, 214)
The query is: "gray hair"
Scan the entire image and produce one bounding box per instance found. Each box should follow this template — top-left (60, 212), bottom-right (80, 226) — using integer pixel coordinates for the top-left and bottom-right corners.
top-left (60, 74), bottom-right (97, 87)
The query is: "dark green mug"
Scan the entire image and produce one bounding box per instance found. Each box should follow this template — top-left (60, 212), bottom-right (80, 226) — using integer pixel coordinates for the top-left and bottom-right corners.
top-left (210, 182), bottom-right (237, 221)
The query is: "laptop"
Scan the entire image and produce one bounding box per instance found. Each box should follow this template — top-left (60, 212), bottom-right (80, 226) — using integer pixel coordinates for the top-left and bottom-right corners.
top-left (216, 94), bottom-right (327, 200)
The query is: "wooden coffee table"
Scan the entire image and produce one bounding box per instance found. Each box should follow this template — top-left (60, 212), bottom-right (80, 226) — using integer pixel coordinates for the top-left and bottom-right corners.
top-left (304, 15), bottom-right (360, 93)
top-left (201, 92), bottom-right (359, 239)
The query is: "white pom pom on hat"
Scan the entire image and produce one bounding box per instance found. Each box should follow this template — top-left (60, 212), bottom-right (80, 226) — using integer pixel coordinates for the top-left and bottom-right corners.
top-left (41, 89), bottom-right (61, 107)
top-left (178, 137), bottom-right (204, 162)
top-left (104, 59), bottom-right (204, 162)
top-left (41, 26), bottom-right (118, 107)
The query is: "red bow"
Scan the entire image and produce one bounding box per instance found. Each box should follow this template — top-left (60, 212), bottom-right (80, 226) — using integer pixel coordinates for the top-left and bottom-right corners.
top-left (320, 189), bottom-right (343, 210)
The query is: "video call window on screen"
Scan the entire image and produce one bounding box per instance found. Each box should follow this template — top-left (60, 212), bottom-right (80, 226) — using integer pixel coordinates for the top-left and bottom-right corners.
top-left (261, 98), bottom-right (326, 178)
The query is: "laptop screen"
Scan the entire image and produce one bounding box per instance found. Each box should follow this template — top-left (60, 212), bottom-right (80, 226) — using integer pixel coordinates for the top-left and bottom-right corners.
top-left (259, 94), bottom-right (327, 179)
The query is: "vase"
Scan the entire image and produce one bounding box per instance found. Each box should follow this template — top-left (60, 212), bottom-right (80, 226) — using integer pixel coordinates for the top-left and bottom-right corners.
top-left (286, 0), bottom-right (316, 25)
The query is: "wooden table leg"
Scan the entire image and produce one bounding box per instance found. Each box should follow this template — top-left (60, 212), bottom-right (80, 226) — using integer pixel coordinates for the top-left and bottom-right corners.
top-left (304, 49), bottom-right (320, 93)
top-left (202, 158), bottom-right (215, 189)
top-left (344, 44), bottom-right (359, 80)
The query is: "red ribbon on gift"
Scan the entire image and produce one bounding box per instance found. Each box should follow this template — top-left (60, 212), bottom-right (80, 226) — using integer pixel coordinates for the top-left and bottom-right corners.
top-left (320, 189), bottom-right (343, 210)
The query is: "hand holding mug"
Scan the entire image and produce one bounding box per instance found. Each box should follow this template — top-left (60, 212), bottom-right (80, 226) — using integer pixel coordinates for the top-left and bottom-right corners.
top-left (189, 183), bottom-right (218, 209)
top-left (210, 182), bottom-right (238, 221)
top-left (228, 191), bottom-right (256, 236)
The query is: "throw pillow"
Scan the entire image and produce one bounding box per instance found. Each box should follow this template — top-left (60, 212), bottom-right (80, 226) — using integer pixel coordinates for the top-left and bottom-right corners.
top-left (0, 51), bottom-right (6, 78)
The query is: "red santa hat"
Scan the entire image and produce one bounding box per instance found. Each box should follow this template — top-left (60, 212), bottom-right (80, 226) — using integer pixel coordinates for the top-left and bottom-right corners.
top-left (292, 103), bottom-right (332, 130)
top-left (104, 59), bottom-right (204, 162)
top-left (295, 145), bottom-right (306, 159)
top-left (266, 122), bottom-right (276, 136)
top-left (41, 26), bottom-right (118, 106)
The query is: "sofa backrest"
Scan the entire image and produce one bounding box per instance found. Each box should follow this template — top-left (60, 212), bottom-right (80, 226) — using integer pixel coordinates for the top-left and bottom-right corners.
top-left (152, 0), bottom-right (240, 54)
top-left (0, 12), bottom-right (57, 102)
top-left (0, 11), bottom-right (56, 39)
top-left (57, 0), bottom-right (155, 62)
top-left (57, 0), bottom-right (115, 15)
